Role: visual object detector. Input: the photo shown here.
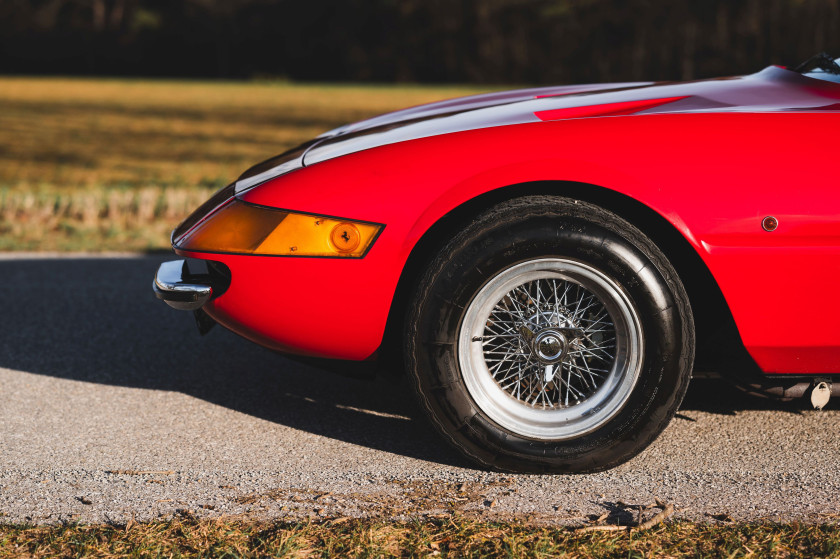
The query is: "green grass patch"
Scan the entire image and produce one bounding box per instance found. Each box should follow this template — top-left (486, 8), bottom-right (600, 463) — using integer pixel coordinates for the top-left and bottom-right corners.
top-left (1, 517), bottom-right (839, 558)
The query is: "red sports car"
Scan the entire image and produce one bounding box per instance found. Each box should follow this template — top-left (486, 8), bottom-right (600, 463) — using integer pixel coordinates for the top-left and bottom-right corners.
top-left (155, 55), bottom-right (840, 473)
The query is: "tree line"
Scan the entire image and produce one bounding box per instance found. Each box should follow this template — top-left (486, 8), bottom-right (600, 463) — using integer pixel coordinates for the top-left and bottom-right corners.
top-left (2, 0), bottom-right (839, 83)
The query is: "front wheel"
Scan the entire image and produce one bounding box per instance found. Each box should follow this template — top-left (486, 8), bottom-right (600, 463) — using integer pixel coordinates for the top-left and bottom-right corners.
top-left (405, 196), bottom-right (694, 473)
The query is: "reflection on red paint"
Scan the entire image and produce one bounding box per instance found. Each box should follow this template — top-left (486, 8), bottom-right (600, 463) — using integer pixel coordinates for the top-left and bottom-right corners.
top-left (534, 96), bottom-right (689, 121)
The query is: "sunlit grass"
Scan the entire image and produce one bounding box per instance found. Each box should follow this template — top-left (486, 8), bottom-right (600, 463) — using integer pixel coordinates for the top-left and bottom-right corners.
top-left (0, 77), bottom-right (491, 250)
top-left (0, 185), bottom-right (214, 251)
top-left (1, 517), bottom-right (839, 558)
top-left (0, 77), bottom-right (487, 190)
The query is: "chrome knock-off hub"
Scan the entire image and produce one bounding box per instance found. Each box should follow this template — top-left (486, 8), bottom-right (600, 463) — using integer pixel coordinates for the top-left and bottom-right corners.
top-left (532, 330), bottom-right (567, 364)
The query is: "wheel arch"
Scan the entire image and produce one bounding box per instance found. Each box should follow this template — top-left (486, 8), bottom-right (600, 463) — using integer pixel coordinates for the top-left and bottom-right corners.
top-left (378, 180), bottom-right (748, 374)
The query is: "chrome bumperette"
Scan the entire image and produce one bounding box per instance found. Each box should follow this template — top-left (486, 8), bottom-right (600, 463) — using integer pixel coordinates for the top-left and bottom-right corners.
top-left (153, 259), bottom-right (212, 311)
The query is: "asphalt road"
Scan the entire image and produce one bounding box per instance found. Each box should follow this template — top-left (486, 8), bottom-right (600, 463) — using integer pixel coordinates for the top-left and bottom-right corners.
top-left (1, 253), bottom-right (838, 526)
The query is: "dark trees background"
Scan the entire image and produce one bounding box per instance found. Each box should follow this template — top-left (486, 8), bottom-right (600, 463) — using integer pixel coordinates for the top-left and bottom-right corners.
top-left (2, 0), bottom-right (840, 83)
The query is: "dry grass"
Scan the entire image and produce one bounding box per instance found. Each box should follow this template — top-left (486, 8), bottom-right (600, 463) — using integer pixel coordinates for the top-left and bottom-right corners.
top-left (0, 77), bottom-right (490, 250)
top-left (0, 185), bottom-right (214, 251)
top-left (1, 517), bottom-right (839, 558)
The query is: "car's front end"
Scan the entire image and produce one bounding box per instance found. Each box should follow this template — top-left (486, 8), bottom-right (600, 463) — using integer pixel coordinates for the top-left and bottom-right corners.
top-left (154, 173), bottom-right (392, 360)
top-left (152, 82), bottom-right (637, 360)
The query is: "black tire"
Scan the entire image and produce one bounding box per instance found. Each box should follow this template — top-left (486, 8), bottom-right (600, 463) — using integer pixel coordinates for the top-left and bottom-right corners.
top-left (405, 195), bottom-right (694, 473)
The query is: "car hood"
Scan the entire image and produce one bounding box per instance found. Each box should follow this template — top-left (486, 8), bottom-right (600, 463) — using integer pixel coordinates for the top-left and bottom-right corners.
top-left (303, 65), bottom-right (840, 166)
top-left (313, 81), bottom-right (650, 139)
top-left (236, 65), bottom-right (840, 191)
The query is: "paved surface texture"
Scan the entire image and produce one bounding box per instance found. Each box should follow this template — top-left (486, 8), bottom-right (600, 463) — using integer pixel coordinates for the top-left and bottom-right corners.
top-left (1, 253), bottom-right (838, 526)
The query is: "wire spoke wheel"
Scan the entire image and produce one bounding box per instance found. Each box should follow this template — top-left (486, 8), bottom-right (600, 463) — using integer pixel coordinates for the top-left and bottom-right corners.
top-left (458, 258), bottom-right (644, 440)
top-left (407, 196), bottom-right (694, 472)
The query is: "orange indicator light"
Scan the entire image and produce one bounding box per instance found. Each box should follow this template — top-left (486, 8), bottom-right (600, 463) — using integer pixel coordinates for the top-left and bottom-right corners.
top-left (177, 200), bottom-right (382, 257)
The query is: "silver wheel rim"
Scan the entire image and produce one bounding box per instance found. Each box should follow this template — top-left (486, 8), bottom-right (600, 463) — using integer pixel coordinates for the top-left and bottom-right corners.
top-left (458, 258), bottom-right (644, 440)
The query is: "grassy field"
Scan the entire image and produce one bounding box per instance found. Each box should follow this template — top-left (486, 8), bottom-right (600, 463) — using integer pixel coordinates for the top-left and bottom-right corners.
top-left (2, 517), bottom-right (840, 558)
top-left (0, 77), bottom-right (489, 251)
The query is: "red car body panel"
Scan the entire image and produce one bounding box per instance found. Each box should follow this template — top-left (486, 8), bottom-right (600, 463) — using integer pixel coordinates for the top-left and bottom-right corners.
top-left (176, 66), bottom-right (840, 373)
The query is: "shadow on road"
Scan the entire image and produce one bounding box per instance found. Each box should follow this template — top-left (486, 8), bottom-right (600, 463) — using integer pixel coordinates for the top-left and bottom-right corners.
top-left (0, 255), bottom-right (801, 466)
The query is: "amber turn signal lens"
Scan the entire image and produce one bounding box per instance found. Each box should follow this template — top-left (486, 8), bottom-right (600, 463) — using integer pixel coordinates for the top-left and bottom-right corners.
top-left (177, 200), bottom-right (382, 257)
